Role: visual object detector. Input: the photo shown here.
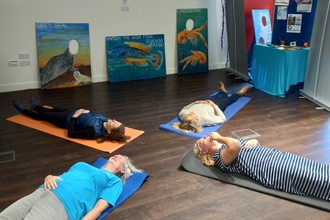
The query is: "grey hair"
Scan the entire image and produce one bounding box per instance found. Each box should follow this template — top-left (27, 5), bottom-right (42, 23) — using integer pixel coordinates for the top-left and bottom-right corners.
top-left (121, 156), bottom-right (143, 183)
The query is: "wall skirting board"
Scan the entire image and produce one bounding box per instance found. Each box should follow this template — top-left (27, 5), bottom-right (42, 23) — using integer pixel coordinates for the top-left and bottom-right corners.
top-left (0, 63), bottom-right (227, 93)
top-left (0, 82), bottom-right (39, 93)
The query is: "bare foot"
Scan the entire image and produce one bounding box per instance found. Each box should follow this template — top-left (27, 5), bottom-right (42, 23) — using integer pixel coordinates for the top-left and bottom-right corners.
top-left (218, 81), bottom-right (228, 93)
top-left (237, 86), bottom-right (249, 95)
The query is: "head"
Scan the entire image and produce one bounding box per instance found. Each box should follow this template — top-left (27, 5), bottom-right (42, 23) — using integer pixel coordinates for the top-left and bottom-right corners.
top-left (121, 156), bottom-right (143, 182)
top-left (98, 120), bottom-right (130, 143)
top-left (105, 155), bottom-right (143, 183)
top-left (193, 136), bottom-right (215, 166)
top-left (172, 111), bottom-right (202, 133)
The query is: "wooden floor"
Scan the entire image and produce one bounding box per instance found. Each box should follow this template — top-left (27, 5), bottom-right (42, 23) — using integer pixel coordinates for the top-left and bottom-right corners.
top-left (1, 69), bottom-right (330, 219)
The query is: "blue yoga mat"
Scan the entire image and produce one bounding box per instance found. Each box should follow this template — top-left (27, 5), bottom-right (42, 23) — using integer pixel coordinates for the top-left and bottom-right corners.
top-left (92, 157), bottom-right (149, 219)
top-left (159, 95), bottom-right (251, 139)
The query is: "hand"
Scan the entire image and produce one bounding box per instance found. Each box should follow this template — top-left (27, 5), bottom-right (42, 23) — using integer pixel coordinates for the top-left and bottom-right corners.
top-left (193, 100), bottom-right (206, 104)
top-left (245, 139), bottom-right (259, 148)
top-left (44, 175), bottom-right (63, 190)
top-left (205, 100), bottom-right (215, 106)
top-left (72, 109), bottom-right (90, 118)
top-left (208, 132), bottom-right (222, 140)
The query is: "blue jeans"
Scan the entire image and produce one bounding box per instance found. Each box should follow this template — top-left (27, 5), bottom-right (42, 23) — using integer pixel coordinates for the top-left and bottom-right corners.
top-left (208, 91), bottom-right (240, 111)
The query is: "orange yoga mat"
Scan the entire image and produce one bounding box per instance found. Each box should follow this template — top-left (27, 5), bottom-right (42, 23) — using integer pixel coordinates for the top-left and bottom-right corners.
top-left (6, 114), bottom-right (144, 153)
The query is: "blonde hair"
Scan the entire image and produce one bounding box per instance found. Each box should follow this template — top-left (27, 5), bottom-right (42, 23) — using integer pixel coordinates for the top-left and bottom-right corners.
top-left (193, 142), bottom-right (215, 166)
top-left (172, 118), bottom-right (203, 133)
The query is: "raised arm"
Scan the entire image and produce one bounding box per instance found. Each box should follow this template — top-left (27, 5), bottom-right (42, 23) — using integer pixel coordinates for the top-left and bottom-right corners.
top-left (82, 199), bottom-right (109, 220)
top-left (208, 132), bottom-right (241, 166)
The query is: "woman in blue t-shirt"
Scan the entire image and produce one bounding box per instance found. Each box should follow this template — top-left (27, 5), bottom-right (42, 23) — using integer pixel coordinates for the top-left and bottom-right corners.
top-left (0, 155), bottom-right (142, 220)
top-left (194, 132), bottom-right (330, 201)
top-left (12, 96), bottom-right (129, 143)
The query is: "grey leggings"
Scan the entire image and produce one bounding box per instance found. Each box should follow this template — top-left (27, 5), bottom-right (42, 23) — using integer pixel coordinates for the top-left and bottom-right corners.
top-left (0, 188), bottom-right (68, 220)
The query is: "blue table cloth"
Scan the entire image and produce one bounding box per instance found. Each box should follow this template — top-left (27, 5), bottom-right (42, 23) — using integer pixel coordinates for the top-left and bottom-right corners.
top-left (251, 44), bottom-right (309, 97)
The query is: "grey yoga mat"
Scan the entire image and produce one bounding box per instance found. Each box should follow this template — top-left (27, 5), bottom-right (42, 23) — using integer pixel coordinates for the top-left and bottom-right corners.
top-left (181, 147), bottom-right (330, 211)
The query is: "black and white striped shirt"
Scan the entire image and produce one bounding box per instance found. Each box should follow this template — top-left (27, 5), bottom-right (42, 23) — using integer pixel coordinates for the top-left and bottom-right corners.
top-left (213, 138), bottom-right (330, 200)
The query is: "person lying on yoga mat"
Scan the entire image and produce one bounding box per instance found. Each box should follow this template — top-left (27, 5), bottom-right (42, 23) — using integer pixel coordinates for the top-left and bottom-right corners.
top-left (194, 132), bottom-right (330, 201)
top-left (173, 81), bottom-right (249, 132)
top-left (0, 155), bottom-right (142, 220)
top-left (12, 97), bottom-right (129, 143)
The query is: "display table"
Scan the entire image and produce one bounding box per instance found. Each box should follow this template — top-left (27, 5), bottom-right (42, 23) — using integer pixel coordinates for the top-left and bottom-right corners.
top-left (251, 44), bottom-right (309, 97)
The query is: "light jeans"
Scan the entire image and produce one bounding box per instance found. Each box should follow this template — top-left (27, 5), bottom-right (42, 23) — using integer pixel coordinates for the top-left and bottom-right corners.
top-left (0, 188), bottom-right (68, 220)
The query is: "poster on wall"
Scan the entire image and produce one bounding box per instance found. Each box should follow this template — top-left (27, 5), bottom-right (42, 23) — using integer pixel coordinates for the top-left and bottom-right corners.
top-left (252, 10), bottom-right (273, 44)
top-left (275, 0), bottom-right (289, 5)
top-left (35, 23), bottom-right (92, 90)
top-left (287, 14), bottom-right (302, 33)
top-left (297, 0), bottom-right (313, 13)
top-left (277, 6), bottom-right (288, 20)
top-left (177, 8), bottom-right (208, 74)
top-left (106, 34), bottom-right (166, 83)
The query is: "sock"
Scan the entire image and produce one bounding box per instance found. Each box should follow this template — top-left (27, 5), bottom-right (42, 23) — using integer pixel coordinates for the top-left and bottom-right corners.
top-left (29, 96), bottom-right (38, 111)
top-left (13, 100), bottom-right (24, 113)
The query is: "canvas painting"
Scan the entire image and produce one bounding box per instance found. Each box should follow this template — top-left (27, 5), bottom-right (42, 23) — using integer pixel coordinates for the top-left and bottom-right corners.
top-left (36, 23), bottom-right (92, 90)
top-left (106, 34), bottom-right (166, 83)
top-left (252, 10), bottom-right (273, 44)
top-left (177, 8), bottom-right (208, 74)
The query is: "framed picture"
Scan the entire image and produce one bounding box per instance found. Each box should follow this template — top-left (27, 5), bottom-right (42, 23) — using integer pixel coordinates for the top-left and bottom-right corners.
top-left (36, 23), bottom-right (92, 89)
top-left (177, 8), bottom-right (208, 74)
top-left (106, 34), bottom-right (166, 83)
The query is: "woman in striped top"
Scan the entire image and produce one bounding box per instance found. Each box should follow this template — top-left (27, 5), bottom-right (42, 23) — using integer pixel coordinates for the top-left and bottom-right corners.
top-left (194, 132), bottom-right (330, 200)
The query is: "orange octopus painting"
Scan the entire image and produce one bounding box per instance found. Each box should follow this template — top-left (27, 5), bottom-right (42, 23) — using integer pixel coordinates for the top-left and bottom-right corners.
top-left (177, 9), bottom-right (208, 74)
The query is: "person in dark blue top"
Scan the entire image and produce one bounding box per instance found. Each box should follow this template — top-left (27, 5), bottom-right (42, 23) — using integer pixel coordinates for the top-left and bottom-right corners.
top-left (12, 96), bottom-right (129, 143)
top-left (194, 132), bottom-right (330, 201)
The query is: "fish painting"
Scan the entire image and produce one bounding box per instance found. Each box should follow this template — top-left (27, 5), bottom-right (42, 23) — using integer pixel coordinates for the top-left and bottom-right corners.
top-left (108, 42), bottom-right (163, 70)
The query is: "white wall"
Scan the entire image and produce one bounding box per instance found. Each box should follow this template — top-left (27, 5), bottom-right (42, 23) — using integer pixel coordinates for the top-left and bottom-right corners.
top-left (0, 0), bottom-right (227, 92)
